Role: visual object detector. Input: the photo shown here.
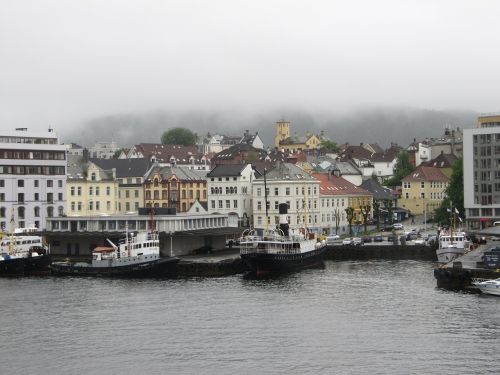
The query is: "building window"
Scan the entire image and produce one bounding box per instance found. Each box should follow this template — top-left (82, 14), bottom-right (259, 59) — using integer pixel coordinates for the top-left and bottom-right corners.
top-left (218, 200), bottom-right (223, 209)
top-left (91, 173), bottom-right (96, 181)
top-left (226, 200), bottom-right (230, 209)
top-left (286, 187), bottom-right (290, 196)
top-left (274, 187), bottom-right (279, 196)
top-left (0, 179), bottom-right (4, 187)
top-left (96, 187), bottom-right (100, 196)
top-left (34, 180), bottom-right (39, 187)
top-left (211, 200), bottom-right (215, 209)
top-left (18, 179), bottom-right (24, 188)
top-left (234, 200), bottom-right (238, 208)
top-left (78, 202), bottom-right (82, 211)
top-left (47, 180), bottom-right (53, 187)
top-left (18, 193), bottom-right (24, 203)
top-left (58, 180), bottom-right (63, 188)
top-left (421, 181), bottom-right (425, 189)
top-left (89, 187), bottom-right (93, 195)
top-left (58, 193), bottom-right (63, 201)
top-left (77, 187), bottom-right (82, 196)
top-left (18, 206), bottom-right (25, 219)
top-left (47, 193), bottom-right (53, 203)
top-left (71, 187), bottom-right (75, 196)
top-left (71, 202), bottom-right (75, 211)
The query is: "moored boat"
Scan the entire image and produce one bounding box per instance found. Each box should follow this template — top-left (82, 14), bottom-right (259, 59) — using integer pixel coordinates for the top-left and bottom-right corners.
top-left (436, 230), bottom-right (469, 264)
top-left (471, 278), bottom-right (500, 296)
top-left (239, 203), bottom-right (326, 276)
top-left (50, 230), bottom-right (179, 278)
top-left (0, 223), bottom-right (50, 276)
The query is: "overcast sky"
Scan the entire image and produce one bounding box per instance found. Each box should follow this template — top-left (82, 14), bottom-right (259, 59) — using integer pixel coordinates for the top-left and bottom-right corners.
top-left (1, 0), bottom-right (499, 133)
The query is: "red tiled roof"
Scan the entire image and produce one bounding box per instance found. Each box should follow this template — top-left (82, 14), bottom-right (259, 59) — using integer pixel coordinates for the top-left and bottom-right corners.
top-left (311, 173), bottom-right (373, 196)
top-left (402, 165), bottom-right (449, 182)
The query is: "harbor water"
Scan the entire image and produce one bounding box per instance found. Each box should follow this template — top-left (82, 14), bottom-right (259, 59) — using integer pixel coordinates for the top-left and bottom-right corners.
top-left (1, 260), bottom-right (499, 374)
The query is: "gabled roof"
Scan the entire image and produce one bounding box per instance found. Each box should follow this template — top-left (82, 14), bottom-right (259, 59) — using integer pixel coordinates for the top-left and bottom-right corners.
top-left (360, 179), bottom-right (397, 200)
top-left (311, 173), bottom-right (373, 196)
top-left (402, 165), bottom-right (449, 182)
top-left (207, 164), bottom-right (248, 177)
top-left (338, 145), bottom-right (373, 161)
top-left (66, 154), bottom-right (87, 179)
top-left (260, 163), bottom-right (315, 181)
top-left (146, 165), bottom-right (207, 182)
top-left (90, 158), bottom-right (151, 178)
top-left (421, 153), bottom-right (457, 168)
top-left (134, 143), bottom-right (204, 164)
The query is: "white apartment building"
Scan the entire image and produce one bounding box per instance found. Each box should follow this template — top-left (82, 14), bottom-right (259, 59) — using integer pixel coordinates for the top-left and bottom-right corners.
top-left (252, 163), bottom-right (321, 232)
top-left (206, 164), bottom-right (254, 227)
top-left (463, 114), bottom-right (500, 229)
top-left (0, 128), bottom-right (67, 230)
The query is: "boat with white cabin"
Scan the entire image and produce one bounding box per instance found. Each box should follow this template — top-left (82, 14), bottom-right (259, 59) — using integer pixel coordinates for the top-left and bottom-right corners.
top-left (239, 203), bottom-right (326, 276)
top-left (50, 230), bottom-right (179, 277)
top-left (471, 278), bottom-right (500, 296)
top-left (436, 229), bottom-right (470, 264)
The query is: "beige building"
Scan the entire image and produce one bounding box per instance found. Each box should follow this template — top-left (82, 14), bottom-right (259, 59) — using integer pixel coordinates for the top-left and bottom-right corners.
top-left (399, 166), bottom-right (449, 215)
top-left (66, 161), bottom-right (119, 216)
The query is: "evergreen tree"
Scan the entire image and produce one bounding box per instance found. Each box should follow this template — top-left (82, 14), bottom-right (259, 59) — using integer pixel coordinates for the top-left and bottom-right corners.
top-left (433, 157), bottom-right (464, 225)
top-left (385, 151), bottom-right (415, 187)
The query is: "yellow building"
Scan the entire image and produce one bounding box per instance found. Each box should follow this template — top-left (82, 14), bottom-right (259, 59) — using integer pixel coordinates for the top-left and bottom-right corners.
top-left (144, 165), bottom-right (207, 212)
top-left (274, 120), bottom-right (325, 152)
top-left (66, 162), bottom-right (119, 216)
top-left (399, 166), bottom-right (449, 215)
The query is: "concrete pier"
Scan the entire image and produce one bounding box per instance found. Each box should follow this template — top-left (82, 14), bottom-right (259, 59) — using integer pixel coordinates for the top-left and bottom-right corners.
top-left (434, 245), bottom-right (500, 290)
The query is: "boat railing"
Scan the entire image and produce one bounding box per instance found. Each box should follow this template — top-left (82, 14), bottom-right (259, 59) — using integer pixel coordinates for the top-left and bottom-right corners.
top-left (240, 245), bottom-right (302, 255)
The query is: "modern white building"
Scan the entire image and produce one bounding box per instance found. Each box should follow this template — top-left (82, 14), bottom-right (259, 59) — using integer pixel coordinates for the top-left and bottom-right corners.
top-left (0, 128), bottom-right (67, 230)
top-left (463, 114), bottom-right (500, 229)
top-left (206, 164), bottom-right (254, 227)
top-left (252, 163), bottom-right (321, 232)
top-left (88, 141), bottom-right (120, 159)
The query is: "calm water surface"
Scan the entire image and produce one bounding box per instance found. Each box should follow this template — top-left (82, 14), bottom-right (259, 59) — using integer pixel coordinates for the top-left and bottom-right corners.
top-left (1, 260), bottom-right (499, 375)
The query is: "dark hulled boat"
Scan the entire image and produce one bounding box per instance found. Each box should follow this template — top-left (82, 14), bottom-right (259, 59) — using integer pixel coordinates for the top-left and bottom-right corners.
top-left (239, 203), bottom-right (326, 276)
top-left (1, 233), bottom-right (51, 276)
top-left (50, 231), bottom-right (179, 278)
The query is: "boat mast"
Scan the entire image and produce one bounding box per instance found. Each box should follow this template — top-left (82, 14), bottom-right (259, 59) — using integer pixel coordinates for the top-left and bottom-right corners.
top-left (8, 209), bottom-right (15, 255)
top-left (264, 167), bottom-right (269, 231)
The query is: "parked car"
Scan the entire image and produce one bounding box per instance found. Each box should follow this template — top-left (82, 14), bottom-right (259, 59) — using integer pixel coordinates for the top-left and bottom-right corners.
top-left (342, 238), bottom-right (353, 245)
top-left (392, 223), bottom-right (404, 230)
top-left (352, 237), bottom-right (363, 246)
top-left (326, 234), bottom-right (340, 245)
top-left (373, 235), bottom-right (383, 242)
top-left (362, 236), bottom-right (372, 243)
top-left (387, 234), bottom-right (396, 242)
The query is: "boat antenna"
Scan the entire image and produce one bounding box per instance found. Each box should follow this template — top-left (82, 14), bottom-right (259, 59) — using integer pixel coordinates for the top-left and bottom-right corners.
top-left (150, 204), bottom-right (155, 236)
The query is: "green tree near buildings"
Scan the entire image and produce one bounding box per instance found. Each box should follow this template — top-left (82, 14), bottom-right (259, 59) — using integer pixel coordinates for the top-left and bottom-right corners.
top-left (373, 200), bottom-right (381, 231)
top-left (345, 207), bottom-right (354, 236)
top-left (320, 140), bottom-right (340, 153)
top-left (161, 128), bottom-right (197, 146)
top-left (361, 204), bottom-right (371, 234)
top-left (434, 157), bottom-right (464, 225)
top-left (385, 151), bottom-right (415, 187)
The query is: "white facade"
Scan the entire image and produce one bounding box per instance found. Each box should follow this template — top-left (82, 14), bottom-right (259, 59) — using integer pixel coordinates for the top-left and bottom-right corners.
top-left (0, 128), bottom-right (67, 230)
top-left (415, 143), bottom-right (431, 166)
top-left (88, 141), bottom-right (120, 159)
top-left (207, 164), bottom-right (254, 226)
top-left (252, 174), bottom-right (321, 232)
top-left (463, 124), bottom-right (500, 229)
top-left (319, 195), bottom-right (349, 235)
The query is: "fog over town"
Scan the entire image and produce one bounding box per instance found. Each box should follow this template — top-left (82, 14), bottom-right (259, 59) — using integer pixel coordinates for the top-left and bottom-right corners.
top-left (1, 1), bottom-right (499, 146)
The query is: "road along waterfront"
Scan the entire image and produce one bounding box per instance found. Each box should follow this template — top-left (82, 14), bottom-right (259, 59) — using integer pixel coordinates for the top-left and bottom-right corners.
top-left (0, 260), bottom-right (498, 375)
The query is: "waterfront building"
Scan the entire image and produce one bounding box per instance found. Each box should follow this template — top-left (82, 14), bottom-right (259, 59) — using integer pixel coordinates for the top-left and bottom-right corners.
top-left (143, 165), bottom-right (207, 212)
top-left (463, 114), bottom-right (500, 229)
top-left (66, 157), bottom-right (119, 216)
top-left (399, 165), bottom-right (449, 215)
top-left (359, 178), bottom-right (398, 223)
top-left (0, 128), bottom-right (66, 230)
top-left (206, 164), bottom-right (254, 227)
top-left (252, 163), bottom-right (321, 232)
top-left (91, 158), bottom-right (151, 214)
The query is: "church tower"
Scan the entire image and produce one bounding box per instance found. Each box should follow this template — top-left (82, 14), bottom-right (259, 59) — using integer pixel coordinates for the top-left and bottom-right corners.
top-left (274, 120), bottom-right (290, 148)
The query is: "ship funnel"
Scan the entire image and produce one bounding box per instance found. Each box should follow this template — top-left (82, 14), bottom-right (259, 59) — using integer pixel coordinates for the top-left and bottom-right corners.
top-left (278, 203), bottom-right (289, 237)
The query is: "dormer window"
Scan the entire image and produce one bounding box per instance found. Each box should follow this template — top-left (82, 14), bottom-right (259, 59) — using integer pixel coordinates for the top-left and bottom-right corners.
top-left (91, 172), bottom-right (96, 181)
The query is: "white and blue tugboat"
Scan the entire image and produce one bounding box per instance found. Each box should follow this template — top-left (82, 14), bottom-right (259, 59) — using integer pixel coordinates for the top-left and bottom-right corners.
top-left (50, 230), bottom-right (179, 278)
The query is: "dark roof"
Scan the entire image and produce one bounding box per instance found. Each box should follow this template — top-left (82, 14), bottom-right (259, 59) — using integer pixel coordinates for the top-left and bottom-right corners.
top-left (402, 166), bottom-right (449, 182)
top-left (90, 158), bottom-right (151, 178)
top-left (421, 153), bottom-right (457, 168)
top-left (207, 164), bottom-right (247, 177)
top-left (360, 179), bottom-right (396, 201)
top-left (135, 143), bottom-right (204, 164)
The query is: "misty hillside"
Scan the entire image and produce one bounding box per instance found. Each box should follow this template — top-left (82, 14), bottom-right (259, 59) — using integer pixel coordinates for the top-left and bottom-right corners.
top-left (63, 107), bottom-right (477, 149)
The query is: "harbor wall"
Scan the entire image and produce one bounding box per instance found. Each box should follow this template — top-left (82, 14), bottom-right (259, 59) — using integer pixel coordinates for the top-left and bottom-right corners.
top-left (325, 245), bottom-right (437, 261)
